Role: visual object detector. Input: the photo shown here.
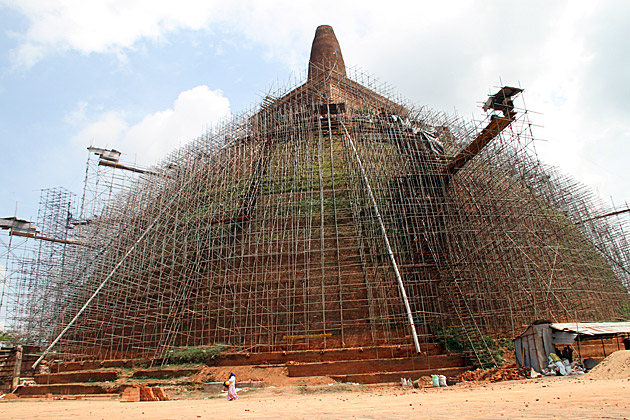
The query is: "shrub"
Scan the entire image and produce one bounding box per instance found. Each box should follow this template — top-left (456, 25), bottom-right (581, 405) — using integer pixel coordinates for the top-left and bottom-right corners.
top-left (433, 325), bottom-right (504, 369)
top-left (162, 344), bottom-right (230, 365)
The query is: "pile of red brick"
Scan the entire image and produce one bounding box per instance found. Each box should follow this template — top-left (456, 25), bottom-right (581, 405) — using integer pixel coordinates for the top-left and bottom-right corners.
top-left (457, 364), bottom-right (530, 383)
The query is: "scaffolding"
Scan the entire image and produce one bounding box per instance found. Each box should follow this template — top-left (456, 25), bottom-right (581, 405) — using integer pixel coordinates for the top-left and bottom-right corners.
top-left (1, 188), bottom-right (77, 344)
top-left (1, 26), bottom-right (629, 365)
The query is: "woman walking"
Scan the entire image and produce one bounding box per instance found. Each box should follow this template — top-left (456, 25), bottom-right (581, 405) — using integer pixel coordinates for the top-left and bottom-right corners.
top-left (225, 372), bottom-right (238, 401)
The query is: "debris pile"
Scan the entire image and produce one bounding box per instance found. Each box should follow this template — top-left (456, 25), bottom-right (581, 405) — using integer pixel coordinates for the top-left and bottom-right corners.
top-left (0, 393), bottom-right (19, 401)
top-left (457, 364), bottom-right (530, 383)
top-left (120, 385), bottom-right (170, 403)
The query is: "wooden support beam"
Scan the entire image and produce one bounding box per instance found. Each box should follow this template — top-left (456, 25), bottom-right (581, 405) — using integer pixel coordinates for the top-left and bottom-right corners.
top-left (575, 207), bottom-right (630, 225)
top-left (98, 159), bottom-right (156, 175)
top-left (445, 116), bottom-right (513, 175)
top-left (9, 230), bottom-right (84, 246)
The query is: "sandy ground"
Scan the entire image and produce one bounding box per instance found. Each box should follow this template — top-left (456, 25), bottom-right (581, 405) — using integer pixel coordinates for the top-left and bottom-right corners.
top-left (2, 376), bottom-right (629, 420)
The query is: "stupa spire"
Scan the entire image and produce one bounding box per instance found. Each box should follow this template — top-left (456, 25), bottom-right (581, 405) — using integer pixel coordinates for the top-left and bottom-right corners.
top-left (308, 25), bottom-right (346, 80)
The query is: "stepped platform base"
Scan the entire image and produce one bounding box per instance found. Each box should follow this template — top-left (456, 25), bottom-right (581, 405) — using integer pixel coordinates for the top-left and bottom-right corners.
top-left (16, 342), bottom-right (472, 395)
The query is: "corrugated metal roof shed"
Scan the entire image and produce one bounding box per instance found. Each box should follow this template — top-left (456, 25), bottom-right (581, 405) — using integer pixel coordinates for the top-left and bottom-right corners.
top-left (515, 321), bottom-right (630, 372)
top-left (550, 322), bottom-right (630, 337)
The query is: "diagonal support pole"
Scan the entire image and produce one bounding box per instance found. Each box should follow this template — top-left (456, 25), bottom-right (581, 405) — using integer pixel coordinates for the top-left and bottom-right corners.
top-left (341, 122), bottom-right (421, 353)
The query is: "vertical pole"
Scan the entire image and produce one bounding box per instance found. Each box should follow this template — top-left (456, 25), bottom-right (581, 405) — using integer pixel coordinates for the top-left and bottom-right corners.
top-left (341, 123), bottom-right (421, 353)
top-left (317, 110), bottom-right (326, 344)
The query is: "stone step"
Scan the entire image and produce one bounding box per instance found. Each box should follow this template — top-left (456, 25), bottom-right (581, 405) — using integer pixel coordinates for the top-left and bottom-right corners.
top-left (330, 366), bottom-right (470, 384)
top-left (15, 383), bottom-right (117, 397)
top-left (209, 343), bottom-right (445, 367)
top-left (287, 354), bottom-right (465, 377)
top-left (34, 369), bottom-right (121, 385)
top-left (48, 344), bottom-right (448, 375)
top-left (49, 345), bottom-right (444, 373)
top-left (50, 340), bottom-right (444, 373)
top-left (131, 367), bottom-right (199, 379)
top-left (51, 359), bottom-right (136, 373)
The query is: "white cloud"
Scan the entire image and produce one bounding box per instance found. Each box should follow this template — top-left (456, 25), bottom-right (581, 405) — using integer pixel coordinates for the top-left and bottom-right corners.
top-left (2, 1), bottom-right (506, 72)
top-left (4, 0), bottom-right (225, 68)
top-left (514, 2), bottom-right (630, 203)
top-left (64, 100), bottom-right (88, 125)
top-left (9, 41), bottom-right (45, 69)
top-left (71, 85), bottom-right (230, 165)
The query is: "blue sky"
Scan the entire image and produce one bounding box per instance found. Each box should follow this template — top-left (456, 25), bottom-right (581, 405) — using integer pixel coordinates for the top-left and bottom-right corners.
top-left (1, 0), bottom-right (629, 222)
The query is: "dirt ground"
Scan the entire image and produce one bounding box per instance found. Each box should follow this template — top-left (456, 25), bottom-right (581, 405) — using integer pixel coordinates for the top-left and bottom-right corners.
top-left (2, 376), bottom-right (629, 420)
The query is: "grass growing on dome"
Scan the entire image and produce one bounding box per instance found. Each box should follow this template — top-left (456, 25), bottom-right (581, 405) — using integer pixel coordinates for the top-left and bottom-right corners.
top-left (161, 343), bottom-right (231, 365)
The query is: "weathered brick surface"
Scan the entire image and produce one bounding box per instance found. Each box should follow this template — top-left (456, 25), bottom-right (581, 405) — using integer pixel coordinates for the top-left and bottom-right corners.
top-left (16, 383), bottom-right (108, 396)
top-left (138, 385), bottom-right (158, 401)
top-left (52, 359), bottom-right (136, 373)
top-left (151, 387), bottom-right (170, 401)
top-left (120, 387), bottom-right (140, 403)
top-left (209, 344), bottom-right (445, 367)
top-left (35, 370), bottom-right (119, 384)
top-left (131, 367), bottom-right (199, 379)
